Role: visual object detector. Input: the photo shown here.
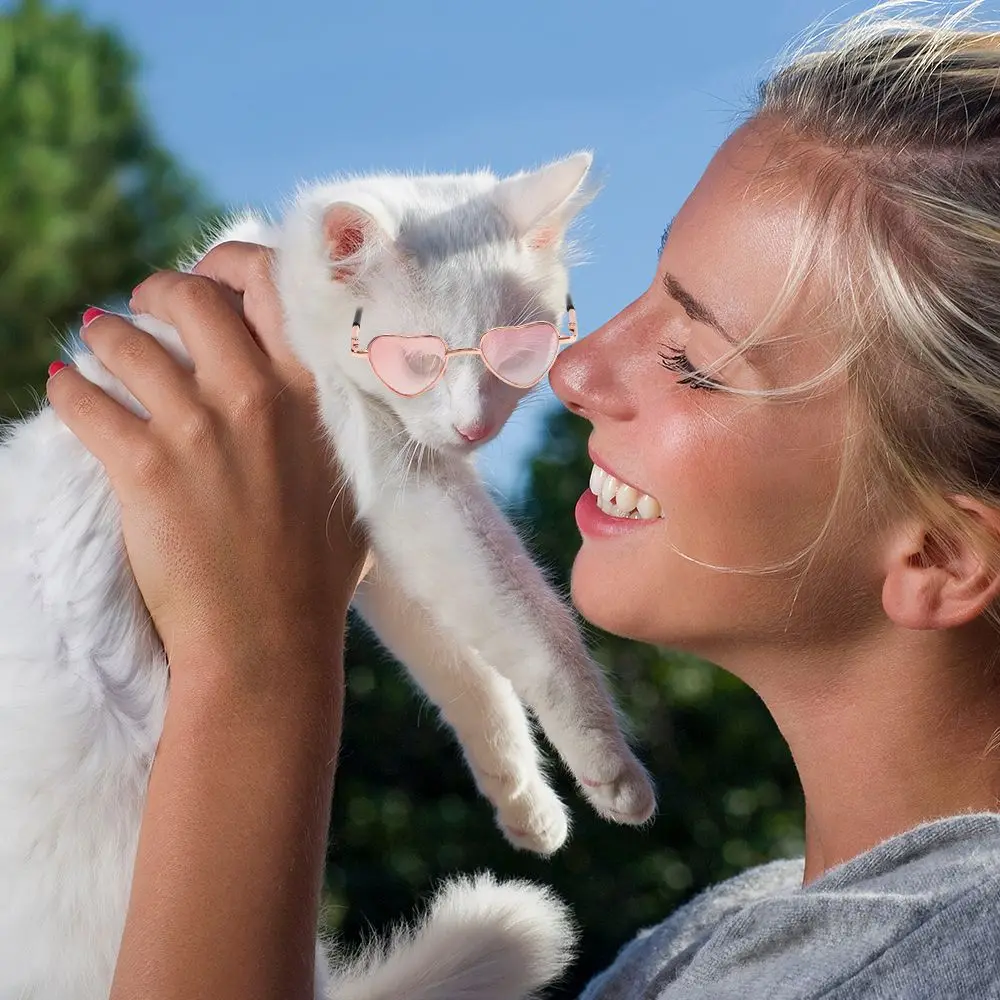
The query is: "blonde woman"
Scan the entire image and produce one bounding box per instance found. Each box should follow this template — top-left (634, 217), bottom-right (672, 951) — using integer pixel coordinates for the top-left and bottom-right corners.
top-left (45, 3), bottom-right (1000, 997)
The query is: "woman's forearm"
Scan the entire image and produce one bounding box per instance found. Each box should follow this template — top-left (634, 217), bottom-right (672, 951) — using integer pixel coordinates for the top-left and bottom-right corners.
top-left (109, 620), bottom-right (348, 1000)
top-left (46, 250), bottom-right (367, 998)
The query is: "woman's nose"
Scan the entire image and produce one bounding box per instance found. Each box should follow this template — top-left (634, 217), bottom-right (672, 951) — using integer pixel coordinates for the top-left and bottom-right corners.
top-left (549, 298), bottom-right (640, 422)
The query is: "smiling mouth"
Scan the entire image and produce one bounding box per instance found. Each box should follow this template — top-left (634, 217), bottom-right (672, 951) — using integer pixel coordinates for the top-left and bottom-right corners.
top-left (589, 463), bottom-right (664, 519)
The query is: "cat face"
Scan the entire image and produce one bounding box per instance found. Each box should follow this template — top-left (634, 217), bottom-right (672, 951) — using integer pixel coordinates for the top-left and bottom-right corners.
top-left (277, 154), bottom-right (593, 454)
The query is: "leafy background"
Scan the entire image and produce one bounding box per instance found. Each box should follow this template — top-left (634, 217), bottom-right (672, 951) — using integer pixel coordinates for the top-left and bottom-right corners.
top-left (1, 1), bottom-right (804, 995)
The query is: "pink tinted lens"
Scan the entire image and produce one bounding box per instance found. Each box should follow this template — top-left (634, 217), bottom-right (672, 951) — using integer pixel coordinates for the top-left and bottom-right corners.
top-left (368, 335), bottom-right (446, 395)
top-left (480, 323), bottom-right (559, 388)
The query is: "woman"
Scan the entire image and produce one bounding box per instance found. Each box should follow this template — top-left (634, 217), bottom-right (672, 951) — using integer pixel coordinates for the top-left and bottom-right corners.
top-left (43, 4), bottom-right (1000, 997)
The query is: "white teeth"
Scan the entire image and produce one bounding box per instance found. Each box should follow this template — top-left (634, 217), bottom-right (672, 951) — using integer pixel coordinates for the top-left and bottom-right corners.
top-left (589, 464), bottom-right (603, 496)
top-left (637, 494), bottom-right (662, 519)
top-left (615, 484), bottom-right (639, 513)
top-left (588, 463), bottom-right (664, 520)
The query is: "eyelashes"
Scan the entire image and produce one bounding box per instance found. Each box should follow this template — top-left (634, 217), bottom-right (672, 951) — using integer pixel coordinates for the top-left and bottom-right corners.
top-left (658, 345), bottom-right (722, 392)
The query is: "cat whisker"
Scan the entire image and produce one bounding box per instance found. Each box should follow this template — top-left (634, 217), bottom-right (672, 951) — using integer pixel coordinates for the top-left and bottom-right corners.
top-left (266, 367), bottom-right (313, 410)
top-left (384, 436), bottom-right (422, 514)
top-left (507, 283), bottom-right (564, 330)
top-left (394, 441), bottom-right (416, 512)
top-left (325, 471), bottom-right (355, 546)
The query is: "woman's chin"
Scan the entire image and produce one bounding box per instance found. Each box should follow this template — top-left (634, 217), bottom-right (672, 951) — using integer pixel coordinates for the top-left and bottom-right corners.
top-left (569, 556), bottom-right (652, 642)
top-left (570, 553), bottom-right (713, 653)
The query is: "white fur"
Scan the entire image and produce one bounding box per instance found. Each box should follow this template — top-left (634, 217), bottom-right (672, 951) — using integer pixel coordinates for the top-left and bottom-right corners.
top-left (321, 874), bottom-right (576, 1000)
top-left (0, 154), bottom-right (653, 998)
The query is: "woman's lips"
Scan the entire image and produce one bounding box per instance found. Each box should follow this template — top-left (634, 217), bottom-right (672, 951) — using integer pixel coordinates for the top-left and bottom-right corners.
top-left (575, 490), bottom-right (663, 538)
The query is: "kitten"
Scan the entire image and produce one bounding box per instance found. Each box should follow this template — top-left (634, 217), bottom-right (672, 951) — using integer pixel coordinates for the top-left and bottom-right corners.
top-left (0, 153), bottom-right (655, 999)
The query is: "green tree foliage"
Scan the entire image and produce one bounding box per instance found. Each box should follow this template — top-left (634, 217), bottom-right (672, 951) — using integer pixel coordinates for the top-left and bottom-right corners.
top-left (331, 404), bottom-right (805, 998)
top-left (0, 0), bottom-right (209, 419)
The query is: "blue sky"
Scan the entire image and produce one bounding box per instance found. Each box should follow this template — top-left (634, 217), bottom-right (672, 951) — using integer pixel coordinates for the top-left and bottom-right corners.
top-left (56, 0), bottom-right (890, 498)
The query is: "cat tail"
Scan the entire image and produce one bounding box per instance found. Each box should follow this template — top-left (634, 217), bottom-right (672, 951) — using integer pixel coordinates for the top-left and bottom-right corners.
top-left (321, 873), bottom-right (577, 1000)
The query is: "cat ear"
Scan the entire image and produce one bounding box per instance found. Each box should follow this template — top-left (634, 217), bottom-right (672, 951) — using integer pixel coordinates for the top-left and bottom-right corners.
top-left (323, 202), bottom-right (384, 282)
top-left (493, 151), bottom-right (595, 249)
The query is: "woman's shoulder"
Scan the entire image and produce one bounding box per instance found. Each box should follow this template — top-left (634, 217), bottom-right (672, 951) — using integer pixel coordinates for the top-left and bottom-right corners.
top-left (578, 855), bottom-right (805, 999)
top-left (580, 812), bottom-right (1000, 999)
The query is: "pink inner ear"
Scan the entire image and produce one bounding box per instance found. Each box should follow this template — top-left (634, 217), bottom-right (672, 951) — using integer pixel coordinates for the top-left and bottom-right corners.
top-left (526, 226), bottom-right (559, 251)
top-left (332, 224), bottom-right (365, 260)
top-left (323, 205), bottom-right (374, 282)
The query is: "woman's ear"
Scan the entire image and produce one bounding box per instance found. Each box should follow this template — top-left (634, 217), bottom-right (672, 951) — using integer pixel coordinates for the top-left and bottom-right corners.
top-left (882, 496), bottom-right (1000, 629)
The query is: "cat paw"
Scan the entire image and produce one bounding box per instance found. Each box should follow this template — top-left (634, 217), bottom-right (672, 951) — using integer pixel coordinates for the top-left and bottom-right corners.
top-left (579, 746), bottom-right (657, 826)
top-left (497, 782), bottom-right (570, 856)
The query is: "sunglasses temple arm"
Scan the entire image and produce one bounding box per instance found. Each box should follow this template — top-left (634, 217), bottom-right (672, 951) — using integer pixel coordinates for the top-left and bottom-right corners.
top-left (565, 294), bottom-right (578, 343)
top-left (351, 307), bottom-right (365, 355)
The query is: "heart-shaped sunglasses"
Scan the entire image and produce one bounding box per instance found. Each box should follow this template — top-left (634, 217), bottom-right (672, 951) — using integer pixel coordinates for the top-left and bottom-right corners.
top-left (350, 296), bottom-right (577, 397)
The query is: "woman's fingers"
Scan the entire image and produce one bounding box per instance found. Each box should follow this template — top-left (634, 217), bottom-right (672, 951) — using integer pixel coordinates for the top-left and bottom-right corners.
top-left (45, 365), bottom-right (147, 482)
top-left (189, 243), bottom-right (300, 369)
top-left (128, 270), bottom-right (270, 388)
top-left (81, 313), bottom-right (201, 426)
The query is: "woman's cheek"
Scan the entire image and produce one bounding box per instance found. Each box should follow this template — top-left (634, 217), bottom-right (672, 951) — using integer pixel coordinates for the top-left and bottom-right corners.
top-left (653, 415), bottom-right (738, 545)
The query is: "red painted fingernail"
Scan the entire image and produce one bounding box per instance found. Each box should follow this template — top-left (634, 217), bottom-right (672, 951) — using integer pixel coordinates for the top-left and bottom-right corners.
top-left (48, 361), bottom-right (69, 378)
top-left (82, 307), bottom-right (105, 327)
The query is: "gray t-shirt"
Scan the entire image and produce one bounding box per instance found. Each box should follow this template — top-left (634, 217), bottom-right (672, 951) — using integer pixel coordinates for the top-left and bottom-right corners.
top-left (580, 813), bottom-right (1000, 999)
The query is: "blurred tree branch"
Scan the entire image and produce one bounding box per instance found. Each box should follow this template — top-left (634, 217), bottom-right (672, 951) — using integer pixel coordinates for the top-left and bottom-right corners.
top-left (0, 0), bottom-right (213, 419)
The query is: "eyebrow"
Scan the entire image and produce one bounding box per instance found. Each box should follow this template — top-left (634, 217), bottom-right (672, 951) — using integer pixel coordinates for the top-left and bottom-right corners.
top-left (660, 218), bottom-right (739, 349)
top-left (661, 270), bottom-right (737, 347)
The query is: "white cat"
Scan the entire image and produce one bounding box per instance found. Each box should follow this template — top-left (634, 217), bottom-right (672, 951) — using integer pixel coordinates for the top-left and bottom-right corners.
top-left (0, 153), bottom-right (655, 999)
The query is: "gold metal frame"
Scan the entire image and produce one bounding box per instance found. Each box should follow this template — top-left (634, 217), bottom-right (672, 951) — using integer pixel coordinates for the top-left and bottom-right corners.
top-left (350, 295), bottom-right (578, 397)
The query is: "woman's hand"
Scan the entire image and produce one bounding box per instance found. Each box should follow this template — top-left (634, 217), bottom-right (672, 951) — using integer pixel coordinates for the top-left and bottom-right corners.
top-left (47, 242), bottom-right (367, 684)
top-left (45, 243), bottom-right (365, 1000)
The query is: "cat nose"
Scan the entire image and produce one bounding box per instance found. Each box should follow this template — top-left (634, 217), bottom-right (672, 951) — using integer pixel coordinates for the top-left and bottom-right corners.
top-left (455, 421), bottom-right (492, 443)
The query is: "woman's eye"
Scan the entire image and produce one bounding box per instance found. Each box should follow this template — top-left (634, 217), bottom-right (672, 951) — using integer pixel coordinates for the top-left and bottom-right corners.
top-left (657, 347), bottom-right (722, 392)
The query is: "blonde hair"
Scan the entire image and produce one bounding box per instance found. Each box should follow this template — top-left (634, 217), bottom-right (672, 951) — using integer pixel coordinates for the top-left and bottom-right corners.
top-left (687, 1), bottom-right (1000, 626)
